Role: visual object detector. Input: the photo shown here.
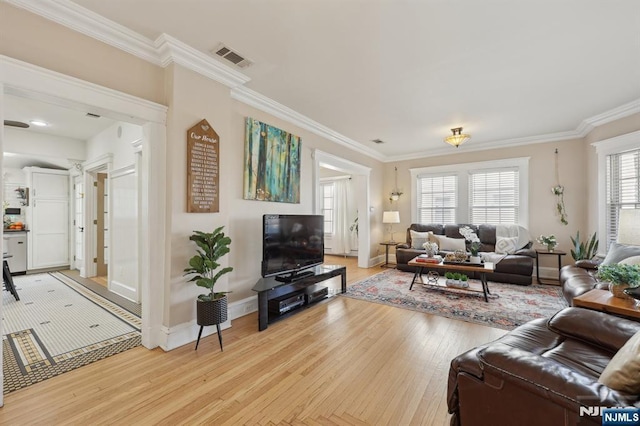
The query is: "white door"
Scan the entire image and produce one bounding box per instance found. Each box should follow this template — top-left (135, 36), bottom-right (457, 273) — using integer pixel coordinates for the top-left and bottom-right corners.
top-left (74, 176), bottom-right (84, 272)
top-left (29, 170), bottom-right (70, 269)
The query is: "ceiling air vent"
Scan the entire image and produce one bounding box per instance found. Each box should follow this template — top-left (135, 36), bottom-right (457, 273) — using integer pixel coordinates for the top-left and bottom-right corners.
top-left (371, 139), bottom-right (385, 144)
top-left (212, 43), bottom-right (253, 69)
top-left (86, 113), bottom-right (101, 118)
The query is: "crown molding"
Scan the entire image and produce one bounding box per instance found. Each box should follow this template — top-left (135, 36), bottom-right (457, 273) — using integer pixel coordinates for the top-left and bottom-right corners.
top-left (154, 34), bottom-right (249, 88)
top-left (231, 87), bottom-right (385, 162)
top-left (6, 0), bottom-right (639, 164)
top-left (387, 98), bottom-right (640, 162)
top-left (4, 0), bottom-right (160, 65)
top-left (581, 98), bottom-right (640, 130)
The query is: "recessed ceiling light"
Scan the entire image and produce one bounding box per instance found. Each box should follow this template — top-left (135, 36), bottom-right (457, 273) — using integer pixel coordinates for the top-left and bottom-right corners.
top-left (29, 120), bottom-right (49, 127)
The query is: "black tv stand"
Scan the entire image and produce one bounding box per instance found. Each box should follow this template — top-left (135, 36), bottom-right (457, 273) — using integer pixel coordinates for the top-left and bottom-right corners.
top-left (252, 264), bottom-right (347, 331)
top-left (274, 269), bottom-right (315, 283)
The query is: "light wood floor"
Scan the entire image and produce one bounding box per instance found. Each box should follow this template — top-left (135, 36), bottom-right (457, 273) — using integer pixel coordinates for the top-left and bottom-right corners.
top-left (0, 258), bottom-right (506, 425)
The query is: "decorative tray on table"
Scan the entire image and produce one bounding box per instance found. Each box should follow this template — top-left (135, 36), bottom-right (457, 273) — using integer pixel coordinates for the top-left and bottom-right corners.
top-left (443, 259), bottom-right (484, 266)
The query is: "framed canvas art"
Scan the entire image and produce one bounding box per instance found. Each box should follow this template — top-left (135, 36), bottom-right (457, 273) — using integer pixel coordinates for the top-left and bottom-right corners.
top-left (243, 118), bottom-right (301, 203)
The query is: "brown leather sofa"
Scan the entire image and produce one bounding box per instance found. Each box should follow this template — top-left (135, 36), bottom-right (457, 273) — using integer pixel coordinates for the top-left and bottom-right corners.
top-left (395, 223), bottom-right (535, 285)
top-left (447, 307), bottom-right (640, 426)
top-left (560, 259), bottom-right (608, 305)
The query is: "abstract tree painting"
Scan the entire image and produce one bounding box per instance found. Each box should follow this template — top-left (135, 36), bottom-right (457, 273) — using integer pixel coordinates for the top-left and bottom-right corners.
top-left (243, 117), bottom-right (301, 203)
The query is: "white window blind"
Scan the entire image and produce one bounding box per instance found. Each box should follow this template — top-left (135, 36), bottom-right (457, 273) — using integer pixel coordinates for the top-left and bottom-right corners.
top-left (417, 174), bottom-right (457, 224)
top-left (606, 148), bottom-right (640, 246)
top-left (320, 182), bottom-right (334, 234)
top-left (469, 168), bottom-right (519, 224)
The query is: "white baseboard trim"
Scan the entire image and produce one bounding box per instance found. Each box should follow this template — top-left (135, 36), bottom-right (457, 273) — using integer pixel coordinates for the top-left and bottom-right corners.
top-left (159, 318), bottom-right (231, 351)
top-left (229, 295), bottom-right (258, 320)
top-left (370, 254), bottom-right (385, 267)
top-left (535, 266), bottom-right (562, 281)
top-left (109, 279), bottom-right (139, 303)
top-left (157, 296), bottom-right (258, 351)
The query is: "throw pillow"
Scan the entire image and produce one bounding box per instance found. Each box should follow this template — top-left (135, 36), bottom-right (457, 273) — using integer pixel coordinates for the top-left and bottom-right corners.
top-left (598, 330), bottom-right (640, 394)
top-left (410, 230), bottom-right (433, 250)
top-left (601, 243), bottom-right (640, 265)
top-left (432, 235), bottom-right (466, 251)
top-left (620, 255), bottom-right (640, 266)
top-left (496, 236), bottom-right (518, 254)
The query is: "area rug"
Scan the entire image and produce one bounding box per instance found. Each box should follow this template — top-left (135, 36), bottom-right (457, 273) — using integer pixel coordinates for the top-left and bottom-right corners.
top-left (2, 273), bottom-right (141, 394)
top-left (343, 269), bottom-right (568, 330)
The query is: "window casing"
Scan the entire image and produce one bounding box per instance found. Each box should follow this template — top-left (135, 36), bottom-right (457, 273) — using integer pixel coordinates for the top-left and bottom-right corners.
top-left (411, 158), bottom-right (529, 226)
top-left (416, 174), bottom-right (457, 224)
top-left (605, 148), bottom-right (640, 247)
top-left (469, 168), bottom-right (519, 224)
top-left (320, 182), bottom-right (334, 235)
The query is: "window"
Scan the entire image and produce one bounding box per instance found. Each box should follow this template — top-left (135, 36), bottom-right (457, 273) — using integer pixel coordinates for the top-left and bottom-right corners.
top-left (410, 158), bottom-right (529, 226)
top-left (606, 148), bottom-right (640, 246)
top-left (469, 168), bottom-right (519, 224)
top-left (416, 174), bottom-right (457, 224)
top-left (320, 182), bottom-right (334, 234)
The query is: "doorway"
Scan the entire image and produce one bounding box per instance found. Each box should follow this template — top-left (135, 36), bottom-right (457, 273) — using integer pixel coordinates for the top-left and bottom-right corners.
top-left (314, 150), bottom-right (371, 268)
top-left (0, 57), bottom-right (168, 406)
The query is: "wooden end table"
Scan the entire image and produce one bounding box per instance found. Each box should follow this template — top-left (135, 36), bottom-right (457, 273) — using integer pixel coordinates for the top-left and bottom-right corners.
top-left (535, 249), bottom-right (566, 284)
top-left (572, 289), bottom-right (640, 320)
top-left (407, 256), bottom-right (495, 302)
top-left (380, 242), bottom-right (398, 268)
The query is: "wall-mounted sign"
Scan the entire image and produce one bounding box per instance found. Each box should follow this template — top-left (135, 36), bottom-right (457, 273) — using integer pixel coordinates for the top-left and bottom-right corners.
top-left (187, 119), bottom-right (219, 213)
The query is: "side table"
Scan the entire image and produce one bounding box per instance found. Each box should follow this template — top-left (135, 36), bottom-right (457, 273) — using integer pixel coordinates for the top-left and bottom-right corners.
top-left (380, 241), bottom-right (398, 268)
top-left (535, 249), bottom-right (566, 284)
top-left (573, 289), bottom-right (640, 320)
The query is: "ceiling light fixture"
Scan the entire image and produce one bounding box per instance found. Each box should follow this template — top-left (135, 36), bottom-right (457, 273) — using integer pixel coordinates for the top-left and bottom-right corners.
top-left (29, 120), bottom-right (49, 127)
top-left (444, 127), bottom-right (470, 148)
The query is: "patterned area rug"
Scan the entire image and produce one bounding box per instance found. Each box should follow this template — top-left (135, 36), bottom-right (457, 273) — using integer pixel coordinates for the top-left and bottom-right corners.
top-left (2, 273), bottom-right (141, 394)
top-left (344, 269), bottom-right (568, 330)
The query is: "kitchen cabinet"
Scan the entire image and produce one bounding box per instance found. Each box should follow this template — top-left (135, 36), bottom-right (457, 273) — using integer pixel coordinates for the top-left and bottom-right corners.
top-left (4, 232), bottom-right (27, 274)
top-left (24, 167), bottom-right (70, 270)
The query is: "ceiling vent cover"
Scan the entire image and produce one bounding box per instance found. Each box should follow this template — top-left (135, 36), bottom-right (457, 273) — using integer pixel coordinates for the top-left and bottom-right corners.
top-left (212, 43), bottom-right (253, 69)
top-left (371, 139), bottom-right (385, 144)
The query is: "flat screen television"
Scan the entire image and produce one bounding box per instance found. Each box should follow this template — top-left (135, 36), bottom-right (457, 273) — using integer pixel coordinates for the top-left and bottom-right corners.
top-left (262, 214), bottom-right (324, 280)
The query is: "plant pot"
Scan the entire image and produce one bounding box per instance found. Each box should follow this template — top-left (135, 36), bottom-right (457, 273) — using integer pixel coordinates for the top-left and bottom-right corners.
top-left (547, 245), bottom-right (556, 252)
top-left (197, 295), bottom-right (228, 326)
top-left (609, 282), bottom-right (631, 299)
top-left (469, 255), bottom-right (481, 264)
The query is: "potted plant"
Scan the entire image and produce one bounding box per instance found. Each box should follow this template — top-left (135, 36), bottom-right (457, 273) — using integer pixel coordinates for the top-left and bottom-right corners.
top-left (570, 231), bottom-right (599, 261)
top-left (459, 226), bottom-right (481, 263)
top-left (596, 264), bottom-right (640, 299)
top-left (536, 234), bottom-right (558, 252)
top-left (184, 226), bottom-right (233, 351)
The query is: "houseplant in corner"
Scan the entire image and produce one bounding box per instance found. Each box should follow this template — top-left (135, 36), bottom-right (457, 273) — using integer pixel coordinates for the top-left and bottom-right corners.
top-left (184, 226), bottom-right (233, 351)
top-left (596, 264), bottom-right (640, 299)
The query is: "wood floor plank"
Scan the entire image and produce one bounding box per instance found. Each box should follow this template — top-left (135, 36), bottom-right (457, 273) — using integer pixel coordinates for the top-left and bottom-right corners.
top-left (1, 257), bottom-right (507, 424)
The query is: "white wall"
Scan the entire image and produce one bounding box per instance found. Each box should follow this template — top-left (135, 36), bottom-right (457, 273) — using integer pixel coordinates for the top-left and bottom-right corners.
top-left (4, 127), bottom-right (85, 167)
top-left (86, 122), bottom-right (141, 169)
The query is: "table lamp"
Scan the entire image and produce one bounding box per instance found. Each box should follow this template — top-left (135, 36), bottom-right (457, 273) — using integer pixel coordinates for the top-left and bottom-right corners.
top-left (617, 209), bottom-right (640, 245)
top-left (383, 211), bottom-right (400, 243)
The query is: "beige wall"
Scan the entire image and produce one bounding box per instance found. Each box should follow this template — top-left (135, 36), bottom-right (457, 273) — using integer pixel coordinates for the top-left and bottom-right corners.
top-left (385, 138), bottom-right (588, 268)
top-left (0, 3), bottom-right (165, 105)
top-left (584, 112), bottom-right (640, 235)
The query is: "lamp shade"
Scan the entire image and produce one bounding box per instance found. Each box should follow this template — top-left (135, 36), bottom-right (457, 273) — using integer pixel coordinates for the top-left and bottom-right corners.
top-left (382, 211), bottom-right (400, 224)
top-left (617, 209), bottom-right (640, 245)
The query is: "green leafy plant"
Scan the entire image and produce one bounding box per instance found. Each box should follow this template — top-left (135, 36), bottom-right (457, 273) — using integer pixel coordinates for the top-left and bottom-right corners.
top-left (445, 272), bottom-right (468, 281)
top-left (570, 231), bottom-right (599, 261)
top-left (184, 226), bottom-right (234, 301)
top-left (596, 264), bottom-right (640, 287)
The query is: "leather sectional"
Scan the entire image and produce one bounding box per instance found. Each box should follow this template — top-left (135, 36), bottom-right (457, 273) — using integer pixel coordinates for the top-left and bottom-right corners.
top-left (447, 307), bottom-right (640, 426)
top-left (395, 223), bottom-right (535, 285)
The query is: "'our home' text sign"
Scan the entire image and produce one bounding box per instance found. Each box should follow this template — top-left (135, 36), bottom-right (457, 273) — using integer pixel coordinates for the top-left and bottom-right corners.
top-left (187, 119), bottom-right (219, 213)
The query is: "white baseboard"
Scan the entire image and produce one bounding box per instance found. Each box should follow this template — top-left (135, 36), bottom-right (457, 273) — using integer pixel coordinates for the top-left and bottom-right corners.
top-left (109, 279), bottom-right (139, 303)
top-left (157, 296), bottom-right (258, 351)
top-left (535, 266), bottom-right (562, 281)
top-left (370, 254), bottom-right (385, 267)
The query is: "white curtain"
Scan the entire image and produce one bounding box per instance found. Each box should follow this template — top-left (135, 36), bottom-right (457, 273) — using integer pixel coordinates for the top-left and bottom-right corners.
top-left (331, 179), bottom-right (351, 255)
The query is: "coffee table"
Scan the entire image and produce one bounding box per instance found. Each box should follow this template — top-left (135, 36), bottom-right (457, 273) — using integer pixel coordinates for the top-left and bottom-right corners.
top-left (572, 289), bottom-right (640, 320)
top-left (408, 256), bottom-right (495, 302)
